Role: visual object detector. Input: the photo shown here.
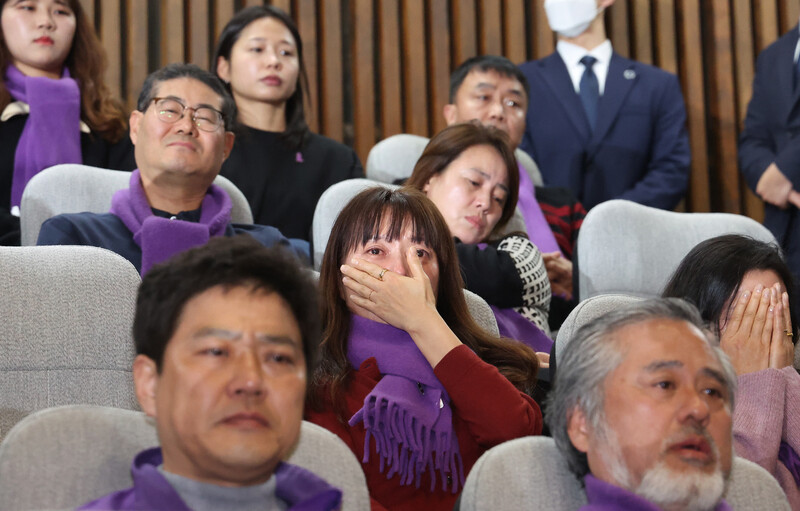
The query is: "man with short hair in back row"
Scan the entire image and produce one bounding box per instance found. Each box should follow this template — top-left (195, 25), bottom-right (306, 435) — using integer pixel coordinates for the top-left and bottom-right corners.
top-left (548, 298), bottom-right (737, 510)
top-left (37, 63), bottom-right (302, 274)
top-left (78, 236), bottom-right (342, 510)
top-left (444, 54), bottom-right (586, 329)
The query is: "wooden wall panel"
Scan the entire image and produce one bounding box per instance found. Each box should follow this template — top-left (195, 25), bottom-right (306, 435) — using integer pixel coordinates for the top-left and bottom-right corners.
top-left (319, 0), bottom-right (344, 142)
top-left (402, 0), bottom-right (428, 135)
top-left (162, 0), bottom-right (186, 65)
top-left (125, 1), bottom-right (148, 107)
top-left (77, 0), bottom-right (797, 217)
top-left (378, 0), bottom-right (403, 138)
top-left (428, 1), bottom-right (451, 134)
top-left (351, 0), bottom-right (376, 160)
top-left (677, 0), bottom-right (709, 212)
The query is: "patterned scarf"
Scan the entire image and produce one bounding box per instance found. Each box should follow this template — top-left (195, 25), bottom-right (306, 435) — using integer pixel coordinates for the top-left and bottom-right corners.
top-left (5, 64), bottom-right (82, 207)
top-left (347, 314), bottom-right (464, 493)
top-left (110, 169), bottom-right (232, 274)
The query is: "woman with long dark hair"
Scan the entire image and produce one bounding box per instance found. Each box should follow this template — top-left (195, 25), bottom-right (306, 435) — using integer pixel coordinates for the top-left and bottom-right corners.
top-left (214, 5), bottom-right (362, 241)
top-left (0, 0), bottom-right (134, 244)
top-left (663, 234), bottom-right (800, 508)
top-left (406, 122), bottom-right (552, 352)
top-left (307, 186), bottom-right (541, 511)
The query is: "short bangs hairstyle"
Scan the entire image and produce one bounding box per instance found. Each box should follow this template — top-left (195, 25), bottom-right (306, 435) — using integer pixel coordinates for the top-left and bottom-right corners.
top-left (134, 236), bottom-right (320, 375)
top-left (213, 5), bottom-right (309, 150)
top-left (449, 54), bottom-right (531, 103)
top-left (311, 186), bottom-right (540, 415)
top-left (546, 297), bottom-right (736, 478)
top-left (406, 122), bottom-right (520, 241)
top-left (662, 234), bottom-right (798, 341)
top-left (136, 63), bottom-right (237, 132)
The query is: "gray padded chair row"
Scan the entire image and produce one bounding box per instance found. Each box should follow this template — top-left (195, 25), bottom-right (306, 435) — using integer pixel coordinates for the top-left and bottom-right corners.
top-left (20, 164), bottom-right (254, 246)
top-left (459, 436), bottom-right (791, 510)
top-left (0, 405), bottom-right (370, 511)
top-left (576, 200), bottom-right (776, 302)
top-left (0, 246), bottom-right (141, 440)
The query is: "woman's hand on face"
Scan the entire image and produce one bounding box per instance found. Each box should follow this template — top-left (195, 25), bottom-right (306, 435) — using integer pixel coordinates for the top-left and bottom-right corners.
top-left (768, 283), bottom-right (795, 369)
top-left (720, 284), bottom-right (772, 375)
top-left (340, 247), bottom-right (437, 332)
top-left (542, 252), bottom-right (573, 300)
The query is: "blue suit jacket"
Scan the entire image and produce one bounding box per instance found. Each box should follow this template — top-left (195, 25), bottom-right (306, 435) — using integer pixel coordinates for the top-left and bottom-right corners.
top-left (738, 26), bottom-right (800, 247)
top-left (519, 52), bottom-right (690, 210)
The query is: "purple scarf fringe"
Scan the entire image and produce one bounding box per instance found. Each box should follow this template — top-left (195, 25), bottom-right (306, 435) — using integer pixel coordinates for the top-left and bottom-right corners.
top-left (347, 314), bottom-right (465, 493)
top-left (5, 65), bottom-right (82, 207)
top-left (109, 169), bottom-right (232, 274)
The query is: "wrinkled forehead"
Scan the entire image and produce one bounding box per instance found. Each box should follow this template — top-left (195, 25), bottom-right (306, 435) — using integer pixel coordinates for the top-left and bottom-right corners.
top-left (460, 69), bottom-right (526, 98)
top-left (152, 77), bottom-right (224, 110)
top-left (614, 319), bottom-right (724, 380)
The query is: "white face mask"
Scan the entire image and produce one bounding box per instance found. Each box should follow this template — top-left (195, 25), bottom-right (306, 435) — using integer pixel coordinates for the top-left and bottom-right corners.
top-left (544, 0), bottom-right (601, 38)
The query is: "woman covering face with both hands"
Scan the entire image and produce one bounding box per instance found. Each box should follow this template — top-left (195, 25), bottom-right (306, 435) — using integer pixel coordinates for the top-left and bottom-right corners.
top-left (663, 234), bottom-right (800, 508)
top-left (0, 0), bottom-right (134, 245)
top-left (306, 187), bottom-right (542, 511)
top-left (214, 6), bottom-right (363, 242)
top-left (406, 122), bottom-right (553, 358)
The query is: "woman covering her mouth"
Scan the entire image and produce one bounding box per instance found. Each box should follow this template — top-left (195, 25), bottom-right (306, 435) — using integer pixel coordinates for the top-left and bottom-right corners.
top-left (306, 186), bottom-right (542, 511)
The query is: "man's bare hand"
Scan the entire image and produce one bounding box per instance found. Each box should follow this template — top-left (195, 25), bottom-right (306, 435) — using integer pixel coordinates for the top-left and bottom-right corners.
top-left (756, 163), bottom-right (793, 208)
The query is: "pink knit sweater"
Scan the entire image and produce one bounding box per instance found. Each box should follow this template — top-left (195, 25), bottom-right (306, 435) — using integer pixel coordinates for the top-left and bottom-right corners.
top-left (734, 367), bottom-right (800, 510)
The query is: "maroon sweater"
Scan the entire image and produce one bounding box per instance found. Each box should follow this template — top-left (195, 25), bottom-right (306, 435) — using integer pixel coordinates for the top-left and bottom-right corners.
top-left (307, 345), bottom-right (542, 511)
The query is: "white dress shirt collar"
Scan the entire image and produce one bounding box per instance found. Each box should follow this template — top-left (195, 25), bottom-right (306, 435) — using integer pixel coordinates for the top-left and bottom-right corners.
top-left (556, 39), bottom-right (613, 95)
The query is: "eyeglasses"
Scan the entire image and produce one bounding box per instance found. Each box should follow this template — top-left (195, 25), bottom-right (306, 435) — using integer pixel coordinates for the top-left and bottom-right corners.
top-left (149, 97), bottom-right (225, 132)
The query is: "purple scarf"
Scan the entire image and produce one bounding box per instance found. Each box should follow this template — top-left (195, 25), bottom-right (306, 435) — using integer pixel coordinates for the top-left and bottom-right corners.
top-left (779, 441), bottom-right (800, 487)
top-left (491, 306), bottom-right (554, 353)
top-left (110, 169), bottom-right (232, 275)
top-left (347, 314), bottom-right (464, 493)
top-left (5, 64), bottom-right (82, 207)
top-left (77, 448), bottom-right (342, 511)
top-left (517, 163), bottom-right (561, 255)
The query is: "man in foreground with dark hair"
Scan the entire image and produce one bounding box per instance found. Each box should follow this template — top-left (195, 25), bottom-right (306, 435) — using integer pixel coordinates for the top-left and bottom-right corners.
top-left (38, 63), bottom-right (299, 274)
top-left (548, 298), bottom-right (736, 510)
top-left (78, 236), bottom-right (341, 510)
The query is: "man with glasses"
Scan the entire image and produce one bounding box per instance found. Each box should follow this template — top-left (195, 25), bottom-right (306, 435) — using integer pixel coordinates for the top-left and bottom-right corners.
top-left (37, 64), bottom-right (294, 274)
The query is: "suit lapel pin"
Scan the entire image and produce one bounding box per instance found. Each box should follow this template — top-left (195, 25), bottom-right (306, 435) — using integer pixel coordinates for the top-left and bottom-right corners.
top-left (624, 69), bottom-right (636, 80)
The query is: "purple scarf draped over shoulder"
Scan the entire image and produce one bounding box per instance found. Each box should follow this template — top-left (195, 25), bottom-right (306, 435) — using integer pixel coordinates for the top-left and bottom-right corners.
top-left (347, 314), bottom-right (465, 493)
top-left (5, 64), bottom-right (82, 208)
top-left (110, 169), bottom-right (232, 274)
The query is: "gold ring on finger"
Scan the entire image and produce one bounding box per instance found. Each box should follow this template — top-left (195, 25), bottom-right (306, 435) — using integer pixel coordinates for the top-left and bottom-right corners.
top-left (378, 268), bottom-right (388, 280)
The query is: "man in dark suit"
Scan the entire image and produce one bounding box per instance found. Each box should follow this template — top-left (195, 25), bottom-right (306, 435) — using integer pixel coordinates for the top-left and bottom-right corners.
top-left (739, 24), bottom-right (800, 283)
top-left (519, 0), bottom-right (690, 210)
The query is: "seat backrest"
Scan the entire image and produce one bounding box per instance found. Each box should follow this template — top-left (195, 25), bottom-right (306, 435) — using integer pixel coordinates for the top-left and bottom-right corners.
top-left (20, 164), bottom-right (254, 245)
top-left (555, 294), bottom-right (642, 363)
top-left (464, 289), bottom-right (499, 336)
top-left (0, 405), bottom-right (371, 511)
top-left (0, 246), bottom-right (141, 439)
top-left (576, 200), bottom-right (776, 302)
top-left (311, 178), bottom-right (394, 269)
top-left (365, 133), bottom-right (543, 186)
top-left (459, 436), bottom-right (790, 511)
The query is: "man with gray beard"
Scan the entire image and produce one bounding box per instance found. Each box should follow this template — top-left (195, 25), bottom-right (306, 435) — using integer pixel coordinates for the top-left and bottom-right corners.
top-left (547, 298), bottom-right (737, 510)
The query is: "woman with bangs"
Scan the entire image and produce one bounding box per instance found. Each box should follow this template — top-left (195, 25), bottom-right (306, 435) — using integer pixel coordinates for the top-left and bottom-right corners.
top-left (214, 5), bottom-right (362, 242)
top-left (0, 0), bottom-right (134, 245)
top-left (306, 186), bottom-right (542, 511)
top-left (406, 122), bottom-right (553, 352)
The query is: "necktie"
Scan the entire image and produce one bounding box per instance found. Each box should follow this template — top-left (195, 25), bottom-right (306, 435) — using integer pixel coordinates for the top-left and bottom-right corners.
top-left (579, 55), bottom-right (599, 131)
